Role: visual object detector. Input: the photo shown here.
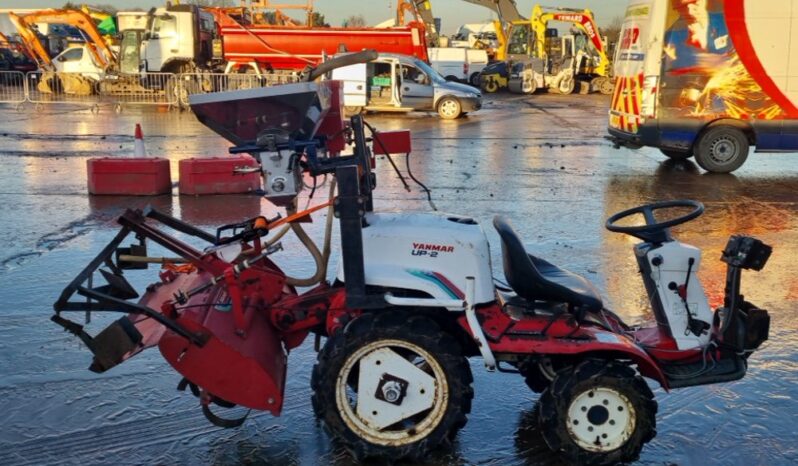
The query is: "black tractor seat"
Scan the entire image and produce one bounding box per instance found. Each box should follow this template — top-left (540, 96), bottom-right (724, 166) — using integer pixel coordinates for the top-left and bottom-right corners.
top-left (493, 216), bottom-right (603, 319)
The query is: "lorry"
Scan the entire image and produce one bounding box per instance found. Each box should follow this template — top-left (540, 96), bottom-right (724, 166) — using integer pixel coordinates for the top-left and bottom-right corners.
top-left (331, 52), bottom-right (481, 119)
top-left (607, 0), bottom-right (798, 173)
top-left (117, 5), bottom-right (220, 74)
top-left (208, 8), bottom-right (429, 75)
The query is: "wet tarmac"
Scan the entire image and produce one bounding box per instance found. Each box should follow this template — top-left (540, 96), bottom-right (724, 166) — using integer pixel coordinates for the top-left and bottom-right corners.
top-left (0, 93), bottom-right (797, 465)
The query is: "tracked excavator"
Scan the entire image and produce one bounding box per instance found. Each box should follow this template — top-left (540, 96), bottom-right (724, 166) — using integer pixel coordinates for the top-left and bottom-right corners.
top-left (8, 9), bottom-right (114, 95)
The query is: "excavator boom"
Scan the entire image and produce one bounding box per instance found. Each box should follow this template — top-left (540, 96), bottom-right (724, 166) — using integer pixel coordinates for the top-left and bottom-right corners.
top-left (8, 12), bottom-right (54, 68)
top-left (396, 0), bottom-right (438, 45)
top-left (10, 9), bottom-right (115, 69)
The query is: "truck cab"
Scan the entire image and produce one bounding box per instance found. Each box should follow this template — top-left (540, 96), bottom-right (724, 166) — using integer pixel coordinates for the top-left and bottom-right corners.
top-left (122, 5), bottom-right (218, 73)
top-left (331, 53), bottom-right (482, 119)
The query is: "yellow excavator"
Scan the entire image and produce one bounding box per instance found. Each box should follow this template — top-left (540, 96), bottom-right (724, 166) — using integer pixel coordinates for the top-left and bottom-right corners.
top-left (465, 1), bottom-right (613, 95)
top-left (395, 0), bottom-right (440, 47)
top-left (8, 9), bottom-right (115, 95)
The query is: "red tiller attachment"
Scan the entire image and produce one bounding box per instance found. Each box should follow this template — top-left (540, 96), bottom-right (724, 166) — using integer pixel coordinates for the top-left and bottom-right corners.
top-left (52, 207), bottom-right (291, 418)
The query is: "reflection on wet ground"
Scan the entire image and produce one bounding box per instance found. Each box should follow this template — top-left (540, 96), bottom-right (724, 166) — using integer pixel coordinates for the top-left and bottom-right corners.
top-left (0, 94), bottom-right (796, 465)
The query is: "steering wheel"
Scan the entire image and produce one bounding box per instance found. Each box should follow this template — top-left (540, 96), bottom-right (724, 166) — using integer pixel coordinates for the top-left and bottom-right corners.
top-left (605, 200), bottom-right (704, 242)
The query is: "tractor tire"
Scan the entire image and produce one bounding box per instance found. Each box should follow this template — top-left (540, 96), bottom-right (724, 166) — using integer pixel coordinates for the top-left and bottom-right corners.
top-left (538, 359), bottom-right (657, 466)
top-left (660, 148), bottom-right (693, 160)
top-left (694, 125), bottom-right (749, 173)
top-left (437, 96), bottom-right (462, 119)
top-left (311, 312), bottom-right (473, 462)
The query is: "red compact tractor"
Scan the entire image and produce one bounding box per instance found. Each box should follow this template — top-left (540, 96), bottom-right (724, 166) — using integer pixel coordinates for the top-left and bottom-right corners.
top-left (53, 52), bottom-right (772, 465)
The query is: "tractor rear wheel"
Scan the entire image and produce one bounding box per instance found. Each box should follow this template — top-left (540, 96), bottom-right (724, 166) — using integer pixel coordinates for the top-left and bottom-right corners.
top-left (538, 359), bottom-right (657, 465)
top-left (311, 312), bottom-right (473, 462)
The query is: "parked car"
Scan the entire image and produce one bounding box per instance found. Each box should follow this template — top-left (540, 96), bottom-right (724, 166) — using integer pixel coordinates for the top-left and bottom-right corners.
top-left (331, 52), bottom-right (482, 119)
top-left (428, 47), bottom-right (489, 86)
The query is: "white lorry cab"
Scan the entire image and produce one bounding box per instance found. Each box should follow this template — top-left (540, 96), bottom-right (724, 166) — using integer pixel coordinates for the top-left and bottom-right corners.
top-left (331, 52), bottom-right (482, 119)
top-left (608, 0), bottom-right (798, 173)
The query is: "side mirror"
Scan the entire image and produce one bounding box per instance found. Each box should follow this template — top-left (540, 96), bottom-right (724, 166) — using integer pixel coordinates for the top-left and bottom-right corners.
top-left (57, 55), bottom-right (68, 62)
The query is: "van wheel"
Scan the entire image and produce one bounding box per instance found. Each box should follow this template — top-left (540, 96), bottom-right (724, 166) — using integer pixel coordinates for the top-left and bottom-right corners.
top-left (437, 97), bottom-right (462, 119)
top-left (694, 126), bottom-right (749, 173)
top-left (469, 72), bottom-right (481, 87)
top-left (660, 149), bottom-right (693, 160)
top-left (444, 75), bottom-right (459, 82)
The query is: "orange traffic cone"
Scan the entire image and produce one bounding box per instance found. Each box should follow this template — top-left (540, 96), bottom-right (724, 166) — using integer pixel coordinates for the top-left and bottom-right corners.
top-left (134, 123), bottom-right (147, 157)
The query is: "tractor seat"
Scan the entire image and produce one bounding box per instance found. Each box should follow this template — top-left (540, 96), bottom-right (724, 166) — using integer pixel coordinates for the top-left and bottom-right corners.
top-left (493, 216), bottom-right (603, 317)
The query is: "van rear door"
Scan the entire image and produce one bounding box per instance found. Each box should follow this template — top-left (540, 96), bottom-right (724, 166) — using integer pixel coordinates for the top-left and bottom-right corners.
top-left (609, 1), bottom-right (665, 135)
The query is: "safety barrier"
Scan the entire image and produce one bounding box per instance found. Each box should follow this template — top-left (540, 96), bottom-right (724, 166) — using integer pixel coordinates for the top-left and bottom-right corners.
top-left (177, 72), bottom-right (301, 106)
top-left (2, 71), bottom-right (304, 111)
top-left (0, 71), bottom-right (26, 105)
top-left (99, 72), bottom-right (178, 108)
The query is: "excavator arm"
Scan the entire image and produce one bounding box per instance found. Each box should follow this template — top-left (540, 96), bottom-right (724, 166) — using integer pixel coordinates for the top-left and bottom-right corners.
top-left (532, 5), bottom-right (609, 76)
top-left (11, 9), bottom-right (115, 69)
top-left (396, 0), bottom-right (438, 46)
top-left (8, 12), bottom-right (54, 68)
top-left (459, 0), bottom-right (524, 60)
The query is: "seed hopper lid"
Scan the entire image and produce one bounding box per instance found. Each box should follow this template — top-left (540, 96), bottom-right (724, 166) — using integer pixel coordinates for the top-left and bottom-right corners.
top-left (189, 81), bottom-right (333, 147)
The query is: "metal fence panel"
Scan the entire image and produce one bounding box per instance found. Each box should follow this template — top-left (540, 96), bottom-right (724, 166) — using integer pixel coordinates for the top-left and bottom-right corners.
top-left (25, 71), bottom-right (105, 106)
top-left (98, 72), bottom-right (177, 107)
top-left (178, 72), bottom-right (301, 106)
top-left (0, 71), bottom-right (26, 104)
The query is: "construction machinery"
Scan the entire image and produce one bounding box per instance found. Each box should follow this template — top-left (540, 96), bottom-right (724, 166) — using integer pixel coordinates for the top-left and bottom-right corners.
top-left (53, 51), bottom-right (773, 466)
top-left (467, 2), bottom-right (613, 95)
top-left (8, 9), bottom-right (115, 94)
top-left (396, 0), bottom-right (440, 47)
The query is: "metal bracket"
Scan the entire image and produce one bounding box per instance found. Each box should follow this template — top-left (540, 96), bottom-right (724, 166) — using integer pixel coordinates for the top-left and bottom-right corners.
top-left (464, 276), bottom-right (496, 371)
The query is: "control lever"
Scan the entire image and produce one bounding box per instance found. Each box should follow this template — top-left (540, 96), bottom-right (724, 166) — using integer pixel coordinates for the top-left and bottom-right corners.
top-left (669, 257), bottom-right (710, 337)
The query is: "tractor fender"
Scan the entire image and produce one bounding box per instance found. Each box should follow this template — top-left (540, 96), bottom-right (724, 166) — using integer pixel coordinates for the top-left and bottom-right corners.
top-left (570, 328), bottom-right (670, 390)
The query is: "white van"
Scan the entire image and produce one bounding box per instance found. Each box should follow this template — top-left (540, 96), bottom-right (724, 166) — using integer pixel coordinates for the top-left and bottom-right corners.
top-left (608, 0), bottom-right (798, 173)
top-left (428, 47), bottom-right (489, 86)
top-left (331, 52), bottom-right (482, 120)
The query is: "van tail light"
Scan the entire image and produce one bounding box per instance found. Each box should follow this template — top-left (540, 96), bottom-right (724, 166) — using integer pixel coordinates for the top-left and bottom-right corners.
top-left (464, 63), bottom-right (469, 76)
top-left (641, 75), bottom-right (658, 118)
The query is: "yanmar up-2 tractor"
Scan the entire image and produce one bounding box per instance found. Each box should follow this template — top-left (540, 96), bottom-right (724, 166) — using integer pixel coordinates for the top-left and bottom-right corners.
top-left (53, 52), bottom-right (772, 465)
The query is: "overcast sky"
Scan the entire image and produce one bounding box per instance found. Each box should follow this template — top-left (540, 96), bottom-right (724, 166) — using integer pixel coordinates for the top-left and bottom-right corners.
top-left (0, 0), bottom-right (627, 34)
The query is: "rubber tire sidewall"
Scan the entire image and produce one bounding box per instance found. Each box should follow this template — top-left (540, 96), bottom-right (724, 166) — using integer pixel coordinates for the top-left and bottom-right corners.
top-left (311, 312), bottom-right (473, 462)
top-left (538, 360), bottom-right (657, 466)
top-left (695, 125), bottom-right (749, 173)
top-left (437, 96), bottom-right (462, 120)
top-left (469, 72), bottom-right (481, 87)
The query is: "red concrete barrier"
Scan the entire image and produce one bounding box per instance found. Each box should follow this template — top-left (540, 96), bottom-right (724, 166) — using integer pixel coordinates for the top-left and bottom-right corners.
top-left (87, 158), bottom-right (172, 195)
top-left (179, 155), bottom-right (261, 195)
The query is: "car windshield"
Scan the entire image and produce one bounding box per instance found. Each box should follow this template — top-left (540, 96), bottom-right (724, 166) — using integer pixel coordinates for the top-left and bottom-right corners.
top-left (412, 58), bottom-right (445, 84)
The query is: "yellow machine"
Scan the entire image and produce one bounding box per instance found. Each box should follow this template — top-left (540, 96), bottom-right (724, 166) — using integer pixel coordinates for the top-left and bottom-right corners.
top-left (467, 2), bottom-right (613, 94)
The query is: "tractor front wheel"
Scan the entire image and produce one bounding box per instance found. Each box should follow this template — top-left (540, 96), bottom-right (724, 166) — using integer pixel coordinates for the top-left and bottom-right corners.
top-left (311, 312), bottom-right (473, 462)
top-left (538, 360), bottom-right (657, 465)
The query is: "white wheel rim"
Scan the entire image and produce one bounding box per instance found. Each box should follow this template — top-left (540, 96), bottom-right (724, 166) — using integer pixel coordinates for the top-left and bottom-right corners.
top-left (335, 339), bottom-right (449, 446)
top-left (440, 100), bottom-right (458, 117)
top-left (566, 387), bottom-right (635, 452)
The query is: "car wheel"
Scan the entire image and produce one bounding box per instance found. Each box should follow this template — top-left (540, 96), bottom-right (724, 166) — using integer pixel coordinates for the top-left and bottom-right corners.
top-left (437, 96), bottom-right (462, 120)
top-left (694, 126), bottom-right (749, 173)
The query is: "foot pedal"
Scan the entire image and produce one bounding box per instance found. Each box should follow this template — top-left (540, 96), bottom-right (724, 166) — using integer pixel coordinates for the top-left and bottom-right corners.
top-left (663, 355), bottom-right (746, 389)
